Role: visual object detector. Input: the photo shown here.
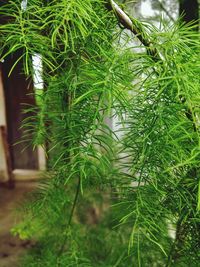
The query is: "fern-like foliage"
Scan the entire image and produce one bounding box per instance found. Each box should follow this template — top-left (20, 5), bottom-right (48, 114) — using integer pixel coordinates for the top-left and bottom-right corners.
top-left (116, 22), bottom-right (200, 266)
top-left (1, 0), bottom-right (200, 266)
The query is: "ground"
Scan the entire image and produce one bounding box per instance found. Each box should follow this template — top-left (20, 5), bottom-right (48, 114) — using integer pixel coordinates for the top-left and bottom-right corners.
top-left (0, 181), bottom-right (37, 267)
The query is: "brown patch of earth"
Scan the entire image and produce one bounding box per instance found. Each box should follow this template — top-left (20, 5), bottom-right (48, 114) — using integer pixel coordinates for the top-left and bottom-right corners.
top-left (0, 182), bottom-right (37, 267)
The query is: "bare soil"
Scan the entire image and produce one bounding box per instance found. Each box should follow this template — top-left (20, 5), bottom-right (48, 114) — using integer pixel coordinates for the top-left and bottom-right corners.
top-left (0, 182), bottom-right (37, 267)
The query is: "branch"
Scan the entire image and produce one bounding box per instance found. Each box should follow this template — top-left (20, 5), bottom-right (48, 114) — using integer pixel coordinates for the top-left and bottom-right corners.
top-left (108, 0), bottom-right (198, 131)
top-left (108, 0), bottom-right (159, 59)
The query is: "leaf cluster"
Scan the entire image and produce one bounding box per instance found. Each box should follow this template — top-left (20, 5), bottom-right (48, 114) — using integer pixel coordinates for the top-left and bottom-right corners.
top-left (1, 1), bottom-right (200, 266)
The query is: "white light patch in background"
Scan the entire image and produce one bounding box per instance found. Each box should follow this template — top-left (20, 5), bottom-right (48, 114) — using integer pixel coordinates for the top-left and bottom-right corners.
top-left (140, 0), bottom-right (155, 17)
top-left (32, 54), bottom-right (44, 90)
top-left (21, 0), bottom-right (28, 11)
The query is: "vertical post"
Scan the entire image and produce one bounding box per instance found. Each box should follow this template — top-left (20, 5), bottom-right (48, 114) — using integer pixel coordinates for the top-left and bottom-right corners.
top-left (179, 0), bottom-right (199, 30)
top-left (0, 126), bottom-right (15, 188)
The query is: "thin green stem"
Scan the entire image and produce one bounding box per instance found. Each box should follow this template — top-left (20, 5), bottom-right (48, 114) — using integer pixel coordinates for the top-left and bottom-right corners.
top-left (57, 175), bottom-right (81, 258)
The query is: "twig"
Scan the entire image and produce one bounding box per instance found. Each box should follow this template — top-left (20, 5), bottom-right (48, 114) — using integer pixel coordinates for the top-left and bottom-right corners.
top-left (108, 0), bottom-right (159, 59)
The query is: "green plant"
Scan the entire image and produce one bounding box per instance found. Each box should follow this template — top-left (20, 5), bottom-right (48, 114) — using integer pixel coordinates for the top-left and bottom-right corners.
top-left (1, 1), bottom-right (200, 266)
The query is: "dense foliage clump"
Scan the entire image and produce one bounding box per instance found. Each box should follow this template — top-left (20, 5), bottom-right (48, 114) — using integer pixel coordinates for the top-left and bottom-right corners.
top-left (1, 1), bottom-right (200, 266)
